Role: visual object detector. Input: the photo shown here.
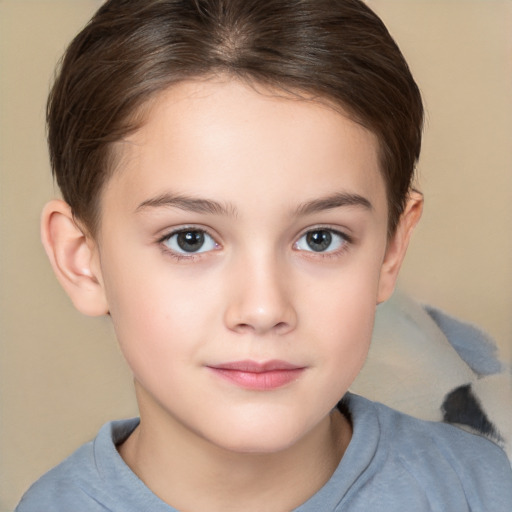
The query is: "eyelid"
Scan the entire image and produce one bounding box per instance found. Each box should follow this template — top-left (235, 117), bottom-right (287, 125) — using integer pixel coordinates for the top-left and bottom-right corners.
top-left (155, 224), bottom-right (352, 261)
top-left (157, 225), bottom-right (220, 258)
top-left (156, 224), bottom-right (217, 241)
top-left (294, 226), bottom-right (352, 254)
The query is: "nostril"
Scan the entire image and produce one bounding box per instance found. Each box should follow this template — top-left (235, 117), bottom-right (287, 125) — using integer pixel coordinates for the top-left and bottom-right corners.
top-left (274, 321), bottom-right (290, 332)
top-left (223, 280), bottom-right (298, 335)
top-left (233, 322), bottom-right (254, 333)
top-left (231, 320), bottom-right (292, 335)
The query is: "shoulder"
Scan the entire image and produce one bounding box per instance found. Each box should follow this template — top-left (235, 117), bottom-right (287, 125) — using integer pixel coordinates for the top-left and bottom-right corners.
top-left (15, 440), bottom-right (100, 512)
top-left (343, 393), bottom-right (512, 510)
top-left (15, 419), bottom-right (140, 512)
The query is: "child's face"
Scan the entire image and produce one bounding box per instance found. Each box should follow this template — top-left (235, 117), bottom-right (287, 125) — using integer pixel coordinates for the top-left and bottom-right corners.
top-left (91, 79), bottom-right (397, 452)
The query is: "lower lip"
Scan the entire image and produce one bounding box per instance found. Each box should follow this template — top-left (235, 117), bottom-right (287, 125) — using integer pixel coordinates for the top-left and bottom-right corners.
top-left (208, 367), bottom-right (305, 391)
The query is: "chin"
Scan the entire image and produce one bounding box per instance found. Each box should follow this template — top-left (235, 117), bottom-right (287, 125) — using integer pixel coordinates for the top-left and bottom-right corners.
top-left (202, 413), bottom-right (320, 455)
top-left (214, 432), bottom-right (302, 455)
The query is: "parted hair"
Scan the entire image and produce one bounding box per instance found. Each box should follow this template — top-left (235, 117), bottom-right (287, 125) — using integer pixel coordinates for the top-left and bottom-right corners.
top-left (47, 0), bottom-right (423, 236)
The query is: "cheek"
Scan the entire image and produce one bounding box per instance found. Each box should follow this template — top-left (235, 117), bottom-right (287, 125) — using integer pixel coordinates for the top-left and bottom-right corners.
top-left (102, 257), bottom-right (221, 369)
top-left (316, 293), bottom-right (375, 369)
top-left (301, 257), bottom-right (381, 375)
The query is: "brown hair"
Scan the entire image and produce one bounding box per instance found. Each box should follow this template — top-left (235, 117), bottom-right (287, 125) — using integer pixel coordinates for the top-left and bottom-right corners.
top-left (47, 0), bottom-right (423, 236)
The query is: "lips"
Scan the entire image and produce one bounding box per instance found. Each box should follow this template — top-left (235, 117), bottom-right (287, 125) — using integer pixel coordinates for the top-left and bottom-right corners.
top-left (207, 360), bottom-right (306, 390)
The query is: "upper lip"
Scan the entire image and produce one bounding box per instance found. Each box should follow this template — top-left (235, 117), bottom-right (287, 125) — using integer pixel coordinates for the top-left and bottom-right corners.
top-left (208, 360), bottom-right (305, 373)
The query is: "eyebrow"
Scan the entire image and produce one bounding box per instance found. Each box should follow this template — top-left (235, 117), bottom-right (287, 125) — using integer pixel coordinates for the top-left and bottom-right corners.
top-left (136, 191), bottom-right (372, 217)
top-left (294, 192), bottom-right (373, 216)
top-left (136, 193), bottom-right (237, 216)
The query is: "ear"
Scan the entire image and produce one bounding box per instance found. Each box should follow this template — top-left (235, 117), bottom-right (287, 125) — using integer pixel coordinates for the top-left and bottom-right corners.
top-left (41, 199), bottom-right (109, 316)
top-left (377, 190), bottom-right (423, 304)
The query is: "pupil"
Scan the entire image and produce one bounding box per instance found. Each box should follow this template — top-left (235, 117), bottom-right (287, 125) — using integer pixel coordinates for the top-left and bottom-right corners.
top-left (177, 231), bottom-right (204, 252)
top-left (306, 230), bottom-right (331, 252)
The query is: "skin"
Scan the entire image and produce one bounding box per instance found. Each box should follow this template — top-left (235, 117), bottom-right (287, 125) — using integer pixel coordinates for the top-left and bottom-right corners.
top-left (42, 78), bottom-right (422, 511)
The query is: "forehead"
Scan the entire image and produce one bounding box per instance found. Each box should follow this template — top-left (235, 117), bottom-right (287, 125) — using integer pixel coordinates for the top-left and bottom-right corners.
top-left (105, 78), bottom-right (387, 217)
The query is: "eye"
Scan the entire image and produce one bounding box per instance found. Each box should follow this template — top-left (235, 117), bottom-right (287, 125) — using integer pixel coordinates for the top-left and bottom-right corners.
top-left (295, 228), bottom-right (348, 253)
top-left (162, 228), bottom-right (218, 255)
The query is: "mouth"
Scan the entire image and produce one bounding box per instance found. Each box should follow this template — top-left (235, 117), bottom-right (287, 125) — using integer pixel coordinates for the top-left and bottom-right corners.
top-left (206, 360), bottom-right (306, 391)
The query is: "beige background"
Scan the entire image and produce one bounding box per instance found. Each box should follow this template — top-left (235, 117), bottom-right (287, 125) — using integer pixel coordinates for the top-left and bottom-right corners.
top-left (1, 1), bottom-right (511, 510)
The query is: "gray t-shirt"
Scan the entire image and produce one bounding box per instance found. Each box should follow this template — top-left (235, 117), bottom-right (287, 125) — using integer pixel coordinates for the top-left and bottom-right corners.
top-left (15, 393), bottom-right (512, 511)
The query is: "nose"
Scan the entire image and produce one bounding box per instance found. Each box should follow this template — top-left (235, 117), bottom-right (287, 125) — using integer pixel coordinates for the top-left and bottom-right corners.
top-left (223, 253), bottom-right (297, 336)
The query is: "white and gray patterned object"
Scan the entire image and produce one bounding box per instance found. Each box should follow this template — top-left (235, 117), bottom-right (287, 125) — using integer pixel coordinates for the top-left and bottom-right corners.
top-left (351, 291), bottom-right (512, 461)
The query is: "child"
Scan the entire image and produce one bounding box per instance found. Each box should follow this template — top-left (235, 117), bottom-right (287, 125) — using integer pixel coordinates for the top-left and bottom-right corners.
top-left (15, 0), bottom-right (512, 510)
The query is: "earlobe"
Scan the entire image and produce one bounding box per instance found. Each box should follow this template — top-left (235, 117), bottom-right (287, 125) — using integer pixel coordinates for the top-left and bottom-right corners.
top-left (377, 190), bottom-right (423, 304)
top-left (41, 199), bottom-right (109, 316)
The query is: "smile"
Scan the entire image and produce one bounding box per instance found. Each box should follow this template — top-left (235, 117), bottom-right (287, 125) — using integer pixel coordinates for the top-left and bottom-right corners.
top-left (207, 360), bottom-right (306, 391)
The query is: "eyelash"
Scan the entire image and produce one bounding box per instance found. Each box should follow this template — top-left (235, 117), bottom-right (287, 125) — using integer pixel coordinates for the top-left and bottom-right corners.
top-left (156, 226), bottom-right (353, 261)
top-left (157, 226), bottom-right (219, 262)
top-left (294, 227), bottom-right (353, 259)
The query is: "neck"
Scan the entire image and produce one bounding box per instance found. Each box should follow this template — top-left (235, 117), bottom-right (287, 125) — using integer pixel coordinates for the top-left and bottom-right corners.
top-left (119, 391), bottom-right (351, 512)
